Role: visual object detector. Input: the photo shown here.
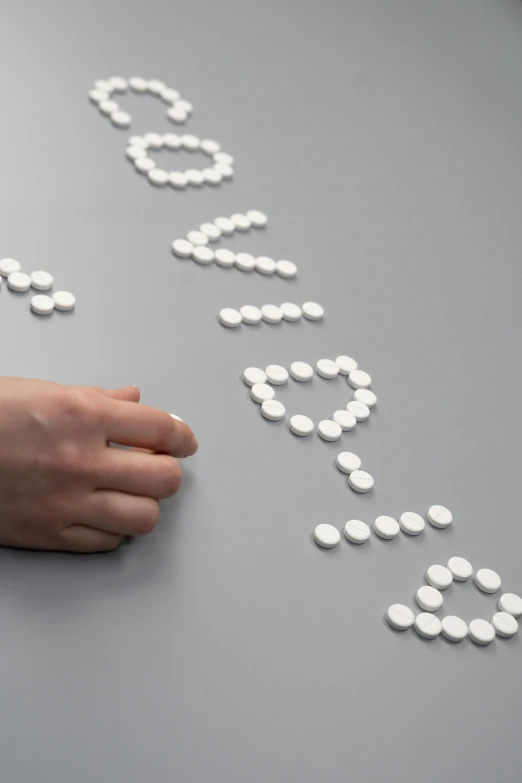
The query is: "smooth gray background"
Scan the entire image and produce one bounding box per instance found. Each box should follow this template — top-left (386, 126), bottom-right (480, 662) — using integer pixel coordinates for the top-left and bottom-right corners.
top-left (1, 0), bottom-right (521, 781)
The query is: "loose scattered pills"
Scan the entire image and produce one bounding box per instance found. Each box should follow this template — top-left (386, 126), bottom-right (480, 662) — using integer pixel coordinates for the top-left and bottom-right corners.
top-left (399, 512), bottom-right (425, 536)
top-left (373, 515), bottom-right (400, 540)
top-left (99, 99), bottom-right (119, 115)
top-left (167, 106), bottom-right (188, 124)
top-left (243, 367), bottom-right (267, 387)
top-left (441, 615), bottom-right (468, 642)
top-left (387, 604), bottom-right (415, 630)
top-left (128, 135), bottom-right (148, 148)
top-left (414, 613), bottom-right (442, 639)
top-left (280, 302), bottom-right (302, 321)
top-left (313, 524), bottom-right (341, 549)
top-left (126, 145), bottom-right (147, 160)
top-left (214, 249), bottom-right (236, 268)
top-left (250, 383), bottom-right (275, 404)
top-left (230, 213), bottom-right (251, 231)
top-left (203, 168), bottom-right (222, 185)
top-left (110, 111), bottom-right (131, 128)
top-left (219, 308), bottom-right (242, 328)
top-left (348, 369), bottom-right (372, 389)
top-left (172, 239), bottom-right (194, 258)
top-left (492, 612), bottom-right (518, 638)
top-left (168, 171), bottom-right (188, 189)
top-left (201, 138), bottom-right (221, 156)
top-left (289, 415), bottom-right (314, 437)
top-left (53, 291), bottom-right (76, 311)
top-left (317, 420), bottom-right (342, 442)
top-left (498, 593), bottom-right (522, 618)
top-left (30, 271), bottom-right (53, 291)
top-left (302, 301), bottom-right (324, 320)
top-left (246, 210), bottom-right (267, 227)
top-left (200, 223), bottom-right (221, 241)
top-left (427, 505), bottom-right (453, 529)
top-left (235, 252), bottom-right (256, 272)
top-left (316, 359), bottom-right (339, 379)
top-left (447, 557), bottom-right (473, 581)
top-left (348, 470), bottom-right (374, 494)
top-left (30, 295), bottom-right (54, 315)
top-left (275, 260), bottom-right (298, 279)
top-left (214, 217), bottom-right (236, 235)
top-left (134, 157), bottom-right (156, 173)
top-left (332, 410), bottom-right (356, 431)
top-left (192, 246), bottom-right (214, 265)
top-left (354, 389), bottom-right (377, 408)
top-left (475, 568), bottom-right (501, 594)
top-left (0, 258), bottom-right (22, 277)
top-left (344, 519), bottom-right (371, 545)
top-left (8, 272), bottom-right (31, 292)
top-left (468, 618), bottom-right (495, 646)
top-left (148, 168), bottom-right (169, 186)
top-left (336, 452), bottom-right (362, 474)
top-left (265, 365), bottom-right (288, 385)
top-left (214, 151), bottom-right (233, 166)
top-left (346, 400), bottom-right (370, 422)
top-left (426, 565), bottom-right (453, 590)
top-left (185, 169), bottom-right (205, 186)
top-left (261, 304), bottom-right (283, 324)
top-left (240, 305), bottom-right (262, 324)
top-left (181, 134), bottom-right (200, 151)
top-left (255, 256), bottom-right (277, 275)
top-left (261, 399), bottom-right (285, 421)
top-left (187, 230), bottom-right (209, 247)
top-left (290, 362), bottom-right (313, 382)
top-left (416, 585), bottom-right (443, 612)
top-left (129, 76), bottom-right (148, 92)
top-left (335, 355), bottom-right (358, 375)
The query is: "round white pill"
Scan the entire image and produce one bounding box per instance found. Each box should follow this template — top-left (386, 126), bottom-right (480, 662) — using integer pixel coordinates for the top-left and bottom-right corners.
top-left (261, 399), bottom-right (285, 421)
top-left (53, 291), bottom-right (76, 311)
top-left (441, 615), bottom-right (468, 642)
top-left (348, 369), bottom-right (372, 389)
top-left (246, 210), bottom-right (268, 227)
top-left (128, 135), bottom-right (148, 148)
top-left (30, 294), bottom-right (54, 315)
top-left (230, 213), bottom-right (251, 231)
top-left (168, 171), bottom-right (188, 189)
top-left (302, 301), bottom-right (324, 321)
top-left (317, 420), bottom-right (342, 442)
top-left (348, 470), bottom-right (374, 494)
top-left (111, 111), bottom-right (131, 128)
top-left (492, 612), bottom-right (518, 638)
top-left (316, 359), bottom-right (339, 379)
top-left (335, 355), bottom-right (358, 375)
top-left (346, 400), bottom-right (370, 422)
top-left (0, 258), bottom-right (21, 277)
top-left (163, 133), bottom-right (181, 149)
top-left (108, 77), bottom-right (127, 92)
top-left (261, 304), bottom-right (283, 324)
top-left (354, 389), bottom-right (377, 408)
top-left (99, 99), bottom-right (119, 115)
top-left (185, 169), bottom-right (205, 187)
top-left (416, 586), bottom-right (443, 612)
top-left (129, 76), bottom-right (148, 92)
top-left (172, 239), bottom-right (194, 258)
top-left (475, 568), bottom-right (501, 594)
top-left (414, 613), bottom-right (442, 639)
top-left (30, 271), bottom-right (53, 291)
top-left (216, 164), bottom-right (234, 182)
top-left (289, 415), bottom-right (314, 437)
top-left (240, 305), bottom-right (262, 325)
top-left (427, 505), bottom-right (453, 529)
top-left (373, 515), bottom-right (400, 540)
top-left (214, 249), bottom-right (236, 268)
top-left (147, 79), bottom-right (166, 94)
top-left (289, 361), bottom-right (313, 382)
top-left (336, 452), bottom-right (361, 474)
top-left (144, 132), bottom-right (163, 148)
top-left (219, 308), bottom-right (241, 328)
top-left (187, 230), bottom-right (209, 247)
top-left (8, 272), bottom-right (31, 292)
top-left (214, 217), bottom-right (236, 235)
top-left (214, 151), bottom-right (233, 166)
top-left (332, 410), bottom-right (356, 431)
top-left (235, 252), bottom-right (256, 272)
top-left (181, 134), bottom-right (200, 151)
top-left (255, 256), bottom-right (276, 275)
top-left (167, 106), bottom-right (188, 124)
top-left (387, 604), bottom-right (414, 630)
top-left (243, 367), bottom-right (267, 387)
top-left (447, 556), bottom-right (473, 581)
top-left (468, 619), bottom-right (495, 646)
top-left (313, 524), bottom-right (340, 549)
top-left (126, 145), bottom-right (147, 161)
top-left (265, 365), bottom-right (288, 385)
top-left (148, 168), bottom-right (169, 186)
top-left (192, 246), bottom-right (214, 265)
top-left (135, 157), bottom-right (156, 173)
top-left (275, 260), bottom-right (298, 279)
top-left (426, 565), bottom-right (453, 590)
top-left (200, 223), bottom-right (221, 241)
top-left (344, 519), bottom-right (371, 544)
top-left (498, 592), bottom-right (522, 618)
top-left (201, 138), bottom-right (221, 156)
top-left (89, 88), bottom-right (109, 103)
top-left (161, 87), bottom-right (181, 103)
top-left (175, 99), bottom-right (193, 114)
top-left (280, 302), bottom-right (302, 321)
top-left (250, 383), bottom-right (275, 404)
top-left (399, 512), bottom-right (425, 536)
top-left (94, 79), bottom-right (112, 92)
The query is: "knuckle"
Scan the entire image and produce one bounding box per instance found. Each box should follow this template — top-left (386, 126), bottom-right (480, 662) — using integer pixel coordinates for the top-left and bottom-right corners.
top-left (60, 387), bottom-right (104, 426)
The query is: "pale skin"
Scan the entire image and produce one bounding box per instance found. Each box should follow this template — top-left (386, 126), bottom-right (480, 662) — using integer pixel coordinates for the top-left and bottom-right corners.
top-left (0, 377), bottom-right (198, 553)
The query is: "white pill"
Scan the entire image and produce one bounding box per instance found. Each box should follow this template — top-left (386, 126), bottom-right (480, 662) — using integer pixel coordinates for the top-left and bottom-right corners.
top-left (492, 612), bottom-right (518, 638)
top-left (214, 249), bottom-right (236, 268)
top-left (336, 452), bottom-right (361, 474)
top-left (99, 99), bottom-right (119, 115)
top-left (427, 505), bottom-right (453, 529)
top-left (89, 88), bottom-right (109, 103)
top-left (276, 260), bottom-right (298, 279)
top-left (52, 291), bottom-right (75, 311)
top-left (214, 151), bottom-right (234, 166)
top-left (316, 359), bottom-right (339, 379)
top-left (134, 157), bottom-right (156, 173)
top-left (192, 246), bottom-right (214, 265)
top-left (475, 568), bottom-right (501, 594)
top-left (161, 87), bottom-right (180, 103)
top-left (313, 524), bottom-right (340, 549)
top-left (147, 79), bottom-right (166, 94)
top-left (163, 133), bottom-right (181, 149)
top-left (0, 258), bottom-right (21, 277)
top-left (289, 361), bottom-right (313, 382)
top-left (250, 383), bottom-right (275, 404)
top-left (240, 305), bottom-right (262, 324)
top-left (426, 565), bottom-right (453, 590)
top-left (399, 511), bottom-right (425, 536)
top-left (108, 76), bottom-right (128, 92)
top-left (348, 470), bottom-right (374, 494)
top-left (346, 400), bottom-right (370, 422)
top-left (254, 256), bottom-right (276, 275)
top-left (201, 138), bottom-right (221, 156)
top-left (265, 365), bottom-right (288, 385)
top-left (235, 252), bottom-right (256, 272)
top-left (213, 164), bottom-right (233, 181)
top-left (172, 239), bottom-right (194, 258)
top-left (200, 223), bottom-right (221, 241)
top-left (168, 171), bottom-right (188, 189)
top-left (148, 168), bottom-right (169, 186)
top-left (332, 410), bottom-right (357, 431)
top-left (30, 294), bottom-right (54, 315)
top-left (167, 106), bottom-right (188, 124)
top-left (317, 420), bottom-right (342, 442)
top-left (144, 132), bottom-right (163, 148)
top-left (261, 399), bottom-right (285, 421)
top-left (373, 515), bottom-right (400, 540)
top-left (230, 213), bottom-right (251, 231)
top-left (174, 99), bottom-right (193, 114)
top-left (498, 592), bottom-right (522, 618)
top-left (289, 415), bottom-right (314, 437)
top-left (354, 388), bottom-right (377, 408)
top-left (441, 615), bottom-right (468, 642)
top-left (261, 304), bottom-right (283, 324)
top-left (348, 369), bottom-right (372, 389)
top-left (187, 230), bottom-right (209, 246)
top-left (302, 301), bottom-right (325, 321)
top-left (214, 217), bottom-right (236, 235)
top-left (111, 111), bottom-right (131, 128)
top-left (129, 135), bottom-right (148, 147)
top-left (126, 145), bottom-right (147, 160)
top-left (387, 604), bottom-right (414, 630)
top-left (335, 355), bottom-right (358, 375)
top-left (447, 556), bottom-right (473, 581)
top-left (30, 271), bottom-right (53, 291)
top-left (243, 367), bottom-right (267, 386)
top-left (468, 619), bottom-right (495, 645)
top-left (246, 210), bottom-right (268, 227)
top-left (93, 79), bottom-right (112, 92)
top-left (185, 169), bottom-right (205, 187)
top-left (7, 272), bottom-right (31, 292)
top-left (416, 585), bottom-right (443, 612)
top-left (219, 308), bottom-right (241, 328)
top-left (129, 76), bottom-right (148, 92)
top-left (181, 134), bottom-right (200, 151)
top-left (344, 519), bottom-right (371, 544)
top-left (280, 302), bottom-right (302, 321)
top-left (414, 613), bottom-right (442, 639)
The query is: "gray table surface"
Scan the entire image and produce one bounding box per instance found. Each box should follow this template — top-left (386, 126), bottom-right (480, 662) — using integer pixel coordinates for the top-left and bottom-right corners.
top-left (1, 0), bottom-right (522, 781)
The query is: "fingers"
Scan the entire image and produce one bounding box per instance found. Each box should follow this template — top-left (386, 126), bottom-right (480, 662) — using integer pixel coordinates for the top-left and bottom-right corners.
top-left (97, 449), bottom-right (182, 499)
top-left (93, 385), bottom-right (141, 403)
top-left (81, 491), bottom-right (160, 536)
top-left (105, 401), bottom-right (197, 457)
top-left (58, 524), bottom-right (122, 553)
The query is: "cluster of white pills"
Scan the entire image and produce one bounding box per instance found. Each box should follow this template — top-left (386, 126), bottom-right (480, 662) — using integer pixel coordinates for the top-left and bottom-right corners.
top-left (220, 302), bottom-right (324, 328)
top-left (387, 558), bottom-right (521, 644)
top-left (89, 76), bottom-right (194, 129)
top-left (0, 259), bottom-right (75, 316)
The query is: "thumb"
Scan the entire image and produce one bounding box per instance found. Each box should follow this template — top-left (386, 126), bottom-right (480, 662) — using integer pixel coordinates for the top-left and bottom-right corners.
top-left (93, 385), bottom-right (141, 403)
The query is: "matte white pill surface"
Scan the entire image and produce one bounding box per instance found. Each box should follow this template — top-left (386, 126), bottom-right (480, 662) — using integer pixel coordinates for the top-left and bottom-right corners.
top-left (0, 258), bottom-right (21, 277)
top-left (30, 271), bottom-right (53, 291)
top-left (240, 305), bottom-right (262, 325)
top-left (427, 505), bottom-right (453, 529)
top-left (203, 167), bottom-right (222, 186)
top-left (261, 304), bottom-right (283, 324)
top-left (468, 619), bottom-right (495, 645)
top-left (219, 308), bottom-right (241, 328)
top-left (475, 568), bottom-right (501, 594)
top-left (214, 151), bottom-right (233, 166)
top-left (144, 132), bottom-right (163, 148)
top-left (313, 524), bottom-right (340, 549)
top-left (167, 106), bottom-right (188, 124)
top-left (399, 512), bottom-right (425, 536)
top-left (426, 565), bottom-right (453, 590)
top-left (181, 134), bottom-right (200, 150)
top-left (30, 294), bottom-right (54, 315)
top-left (147, 79), bottom-right (166, 94)
top-left (135, 157), bottom-right (156, 173)
top-left (161, 87), bottom-right (181, 103)
top-left (187, 230), bottom-right (209, 247)
top-left (200, 223), bottom-right (221, 241)
top-left (316, 359), bottom-right (339, 379)
top-left (289, 415), bottom-right (314, 437)
top-left (492, 612), bottom-right (518, 638)
top-left (250, 383), bottom-right (275, 404)
top-left (214, 249), bottom-right (235, 267)
top-left (201, 138), bottom-right (221, 155)
top-left (447, 557), bottom-right (473, 581)
top-left (129, 76), bottom-right (148, 92)
top-left (215, 217), bottom-right (236, 235)
top-left (230, 213), bottom-right (251, 231)
top-left (261, 399), bottom-right (285, 421)
top-left (94, 79), bottom-right (112, 92)
top-left (216, 165), bottom-right (234, 182)
top-left (346, 400), bottom-right (370, 422)
top-left (332, 410), bottom-right (356, 431)
top-left (108, 76), bottom-right (127, 91)
top-left (344, 519), bottom-right (371, 544)
top-left (416, 586), bottom-right (443, 612)
top-left (8, 272), bottom-right (31, 292)
top-left (280, 302), bottom-right (302, 321)
top-left (99, 99), bottom-right (119, 115)
top-left (185, 169), bottom-right (205, 186)
top-left (172, 239), bottom-right (194, 258)
top-left (265, 365), bottom-right (288, 385)
top-left (335, 355), bottom-right (358, 375)
top-left (126, 145), bottom-right (147, 160)
top-left (246, 210), bottom-right (268, 227)
top-left (128, 135), bottom-right (148, 148)
top-left (336, 452), bottom-right (362, 474)
top-left (275, 260), bottom-right (298, 280)
top-left (175, 99), bottom-right (193, 114)
top-left (53, 291), bottom-right (76, 311)
top-left (348, 470), bottom-right (374, 493)
top-left (373, 515), bottom-right (400, 540)
top-left (89, 88), bottom-right (109, 103)
top-left (192, 246), bottom-right (214, 265)
top-left (302, 301), bottom-right (324, 320)
top-left (498, 592), bottom-right (522, 618)
top-left (317, 420), bottom-right (342, 442)
top-left (163, 133), bottom-right (181, 149)
top-left (414, 613), bottom-right (442, 639)
top-left (148, 168), bottom-right (169, 186)
top-left (168, 171), bottom-right (188, 189)
top-left (111, 111), bottom-right (131, 128)
top-left (289, 362), bottom-right (313, 382)
top-left (255, 256), bottom-right (276, 275)
top-left (348, 369), bottom-right (372, 389)
top-left (387, 604), bottom-right (415, 630)
top-left (243, 367), bottom-right (267, 386)
top-left (441, 615), bottom-right (468, 642)
top-left (235, 253), bottom-right (256, 272)
top-left (354, 389), bottom-right (377, 408)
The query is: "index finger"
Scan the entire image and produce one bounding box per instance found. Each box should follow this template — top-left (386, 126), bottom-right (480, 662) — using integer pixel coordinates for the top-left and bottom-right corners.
top-left (105, 401), bottom-right (198, 457)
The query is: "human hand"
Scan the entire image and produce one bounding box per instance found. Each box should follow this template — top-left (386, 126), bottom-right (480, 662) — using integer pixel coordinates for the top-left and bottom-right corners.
top-left (0, 377), bottom-right (197, 552)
